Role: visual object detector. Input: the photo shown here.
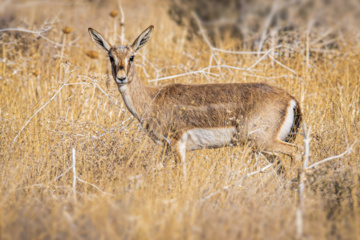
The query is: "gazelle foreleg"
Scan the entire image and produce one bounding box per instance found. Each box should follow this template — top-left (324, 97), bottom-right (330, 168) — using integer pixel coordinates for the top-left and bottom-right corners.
top-left (173, 133), bottom-right (188, 179)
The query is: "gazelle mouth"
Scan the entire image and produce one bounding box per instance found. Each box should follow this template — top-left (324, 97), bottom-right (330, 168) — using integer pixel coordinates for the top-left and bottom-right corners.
top-left (115, 77), bottom-right (128, 84)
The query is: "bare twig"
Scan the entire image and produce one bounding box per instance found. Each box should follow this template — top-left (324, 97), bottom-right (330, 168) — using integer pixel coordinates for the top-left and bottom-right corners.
top-left (14, 1), bottom-right (74, 8)
top-left (306, 140), bottom-right (358, 170)
top-left (74, 149), bottom-right (112, 198)
top-left (11, 83), bottom-right (65, 145)
top-left (257, 0), bottom-right (280, 56)
top-left (77, 177), bottom-right (109, 195)
top-left (79, 75), bottom-right (125, 110)
top-left (296, 123), bottom-right (311, 239)
top-left (192, 12), bottom-right (213, 49)
top-left (148, 65), bottom-right (249, 82)
top-left (118, 0), bottom-right (125, 44)
top-left (192, 11), bottom-right (226, 73)
top-left (198, 163), bottom-right (272, 204)
top-left (11, 82), bottom-right (90, 145)
top-left (52, 167), bottom-right (72, 182)
top-left (242, 73), bottom-right (290, 80)
top-left (257, 0), bottom-right (296, 55)
top-left (268, 54), bottom-right (297, 74)
top-left (246, 48), bottom-right (274, 70)
top-left (0, 28), bottom-right (77, 46)
top-left (213, 48), bottom-right (267, 55)
top-left (72, 148), bottom-right (77, 203)
top-left (192, 11), bottom-right (270, 57)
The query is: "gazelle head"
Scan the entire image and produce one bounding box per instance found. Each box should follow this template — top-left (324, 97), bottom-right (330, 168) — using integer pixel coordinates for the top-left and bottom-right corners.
top-left (88, 25), bottom-right (154, 85)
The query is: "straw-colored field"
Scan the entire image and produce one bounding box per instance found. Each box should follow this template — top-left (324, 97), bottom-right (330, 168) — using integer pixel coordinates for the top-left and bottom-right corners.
top-left (1, 0), bottom-right (359, 239)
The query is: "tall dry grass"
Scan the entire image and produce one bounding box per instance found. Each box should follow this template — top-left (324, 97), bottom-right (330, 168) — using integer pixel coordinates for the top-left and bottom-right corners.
top-left (0, 0), bottom-right (359, 239)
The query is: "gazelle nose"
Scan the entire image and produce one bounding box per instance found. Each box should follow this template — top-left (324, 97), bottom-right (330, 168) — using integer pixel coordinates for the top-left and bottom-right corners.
top-left (115, 77), bottom-right (127, 84)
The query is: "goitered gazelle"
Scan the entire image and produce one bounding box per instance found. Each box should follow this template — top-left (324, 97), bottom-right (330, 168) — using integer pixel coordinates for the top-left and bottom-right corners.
top-left (88, 25), bottom-right (302, 176)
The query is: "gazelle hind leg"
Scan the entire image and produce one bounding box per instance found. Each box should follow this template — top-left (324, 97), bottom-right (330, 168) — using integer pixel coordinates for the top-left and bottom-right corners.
top-left (263, 139), bottom-right (302, 164)
top-left (276, 140), bottom-right (299, 155)
top-left (261, 152), bottom-right (286, 175)
top-left (158, 141), bottom-right (172, 168)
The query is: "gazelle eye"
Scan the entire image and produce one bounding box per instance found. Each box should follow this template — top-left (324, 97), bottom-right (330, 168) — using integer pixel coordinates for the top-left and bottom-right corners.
top-left (129, 56), bottom-right (134, 62)
top-left (109, 56), bottom-right (114, 62)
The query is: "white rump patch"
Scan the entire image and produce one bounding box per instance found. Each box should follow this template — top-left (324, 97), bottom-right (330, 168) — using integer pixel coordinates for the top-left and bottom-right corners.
top-left (278, 99), bottom-right (296, 141)
top-left (183, 127), bottom-right (236, 150)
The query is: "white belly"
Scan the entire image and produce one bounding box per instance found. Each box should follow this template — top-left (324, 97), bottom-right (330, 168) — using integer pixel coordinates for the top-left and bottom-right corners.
top-left (182, 127), bottom-right (237, 150)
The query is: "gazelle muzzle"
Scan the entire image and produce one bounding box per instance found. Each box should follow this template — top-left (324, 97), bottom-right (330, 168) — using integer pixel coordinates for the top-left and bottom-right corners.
top-left (115, 77), bottom-right (128, 84)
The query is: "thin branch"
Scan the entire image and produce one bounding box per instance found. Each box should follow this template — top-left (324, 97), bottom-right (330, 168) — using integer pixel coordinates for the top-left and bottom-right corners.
top-left (14, 1), bottom-right (74, 8)
top-left (306, 140), bottom-right (358, 169)
top-left (191, 12), bottom-right (272, 56)
top-left (198, 163), bottom-right (272, 204)
top-left (242, 73), bottom-right (290, 80)
top-left (148, 65), bottom-right (249, 82)
top-left (192, 11), bottom-right (227, 73)
top-left (118, 0), bottom-right (125, 44)
top-left (78, 75), bottom-right (124, 110)
top-left (200, 18), bottom-right (237, 26)
top-left (244, 164), bottom-right (272, 177)
top-left (52, 167), bottom-right (72, 182)
top-left (148, 70), bottom-right (203, 82)
top-left (11, 82), bottom-right (90, 145)
top-left (0, 28), bottom-right (71, 46)
top-left (246, 48), bottom-right (274, 70)
top-left (72, 148), bottom-right (77, 203)
top-left (72, 149), bottom-right (112, 197)
top-left (192, 11), bottom-right (213, 49)
top-left (257, 0), bottom-right (280, 56)
top-left (11, 83), bottom-right (65, 145)
top-left (77, 177), bottom-right (111, 195)
top-left (212, 48), bottom-right (268, 55)
top-left (296, 122), bottom-right (311, 239)
top-left (268, 54), bottom-right (297, 74)
top-left (257, 0), bottom-right (296, 55)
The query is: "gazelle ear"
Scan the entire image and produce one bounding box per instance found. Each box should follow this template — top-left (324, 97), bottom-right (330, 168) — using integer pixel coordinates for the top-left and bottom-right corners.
top-left (88, 28), bottom-right (112, 52)
top-left (131, 25), bottom-right (154, 52)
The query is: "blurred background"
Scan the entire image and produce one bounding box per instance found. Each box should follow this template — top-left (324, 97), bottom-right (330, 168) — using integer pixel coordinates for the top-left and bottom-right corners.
top-left (169, 0), bottom-right (359, 49)
top-left (2, 0), bottom-right (360, 49)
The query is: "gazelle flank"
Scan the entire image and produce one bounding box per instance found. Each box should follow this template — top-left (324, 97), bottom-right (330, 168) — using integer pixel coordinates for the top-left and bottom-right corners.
top-left (88, 25), bottom-right (302, 176)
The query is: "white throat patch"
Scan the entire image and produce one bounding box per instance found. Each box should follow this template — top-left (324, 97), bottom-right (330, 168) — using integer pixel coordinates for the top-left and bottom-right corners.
top-left (118, 85), bottom-right (140, 119)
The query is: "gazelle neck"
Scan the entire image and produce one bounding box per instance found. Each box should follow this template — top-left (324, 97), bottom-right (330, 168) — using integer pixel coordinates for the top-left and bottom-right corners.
top-left (117, 67), bottom-right (152, 122)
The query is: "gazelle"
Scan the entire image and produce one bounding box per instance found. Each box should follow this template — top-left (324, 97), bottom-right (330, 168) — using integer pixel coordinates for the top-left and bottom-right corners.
top-left (88, 25), bottom-right (302, 175)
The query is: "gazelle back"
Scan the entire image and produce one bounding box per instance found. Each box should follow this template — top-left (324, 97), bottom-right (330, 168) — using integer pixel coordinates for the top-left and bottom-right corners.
top-left (88, 25), bottom-right (302, 176)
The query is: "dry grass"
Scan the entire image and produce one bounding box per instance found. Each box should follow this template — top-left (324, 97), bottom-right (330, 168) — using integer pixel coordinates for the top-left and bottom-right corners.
top-left (1, 0), bottom-right (360, 239)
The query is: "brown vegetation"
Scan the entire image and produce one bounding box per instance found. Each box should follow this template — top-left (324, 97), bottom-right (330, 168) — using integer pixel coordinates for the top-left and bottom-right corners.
top-left (0, 0), bottom-right (359, 239)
